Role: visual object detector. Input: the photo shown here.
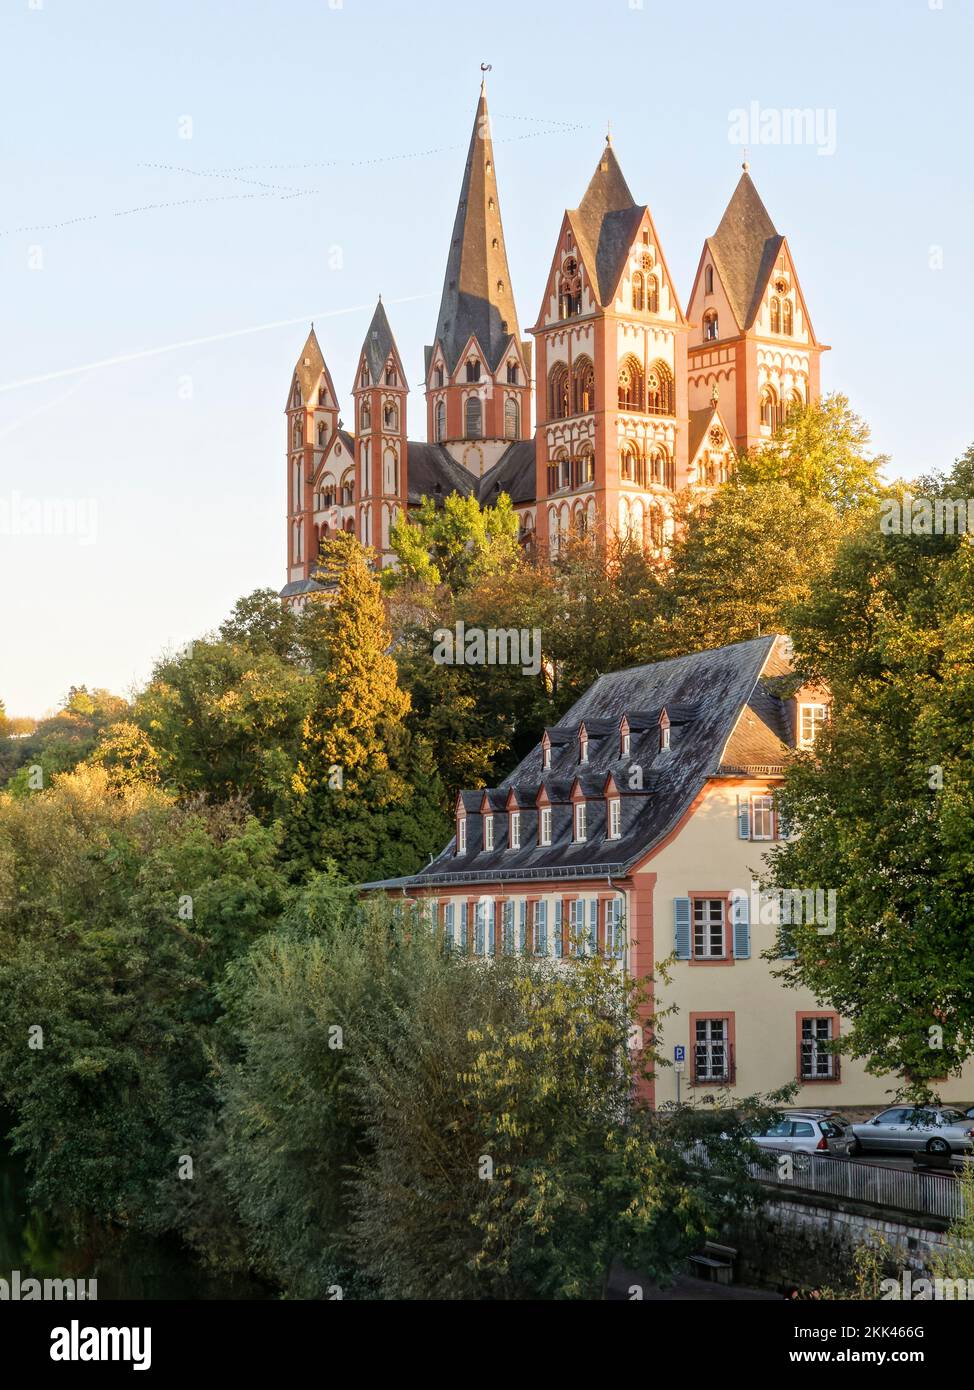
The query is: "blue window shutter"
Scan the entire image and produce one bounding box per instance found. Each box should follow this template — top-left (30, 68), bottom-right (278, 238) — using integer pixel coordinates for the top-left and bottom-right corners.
top-left (459, 902), bottom-right (468, 952)
top-left (518, 899), bottom-right (527, 953)
top-left (487, 901), bottom-right (495, 955)
top-left (737, 796), bottom-right (751, 840)
top-left (554, 901), bottom-right (563, 958)
top-left (589, 899), bottom-right (598, 955)
top-left (732, 894), bottom-right (751, 959)
top-left (537, 902), bottom-right (547, 955)
top-left (674, 897), bottom-right (692, 960)
top-left (445, 901), bottom-right (455, 948)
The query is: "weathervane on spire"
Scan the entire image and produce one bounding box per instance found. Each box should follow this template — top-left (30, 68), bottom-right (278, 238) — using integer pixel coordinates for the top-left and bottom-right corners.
top-left (606, 119), bottom-right (612, 146)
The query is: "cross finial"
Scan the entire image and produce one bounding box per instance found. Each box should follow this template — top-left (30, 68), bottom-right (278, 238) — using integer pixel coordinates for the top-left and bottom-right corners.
top-left (742, 147), bottom-right (750, 172)
top-left (606, 119), bottom-right (612, 146)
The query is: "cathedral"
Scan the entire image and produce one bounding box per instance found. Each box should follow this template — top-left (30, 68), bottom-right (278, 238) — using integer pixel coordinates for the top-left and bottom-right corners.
top-left (282, 81), bottom-right (826, 600)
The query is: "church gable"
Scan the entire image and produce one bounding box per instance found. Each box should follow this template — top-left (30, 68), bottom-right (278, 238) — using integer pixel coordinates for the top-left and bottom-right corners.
top-left (752, 240), bottom-right (817, 347)
top-left (611, 208), bottom-right (687, 325)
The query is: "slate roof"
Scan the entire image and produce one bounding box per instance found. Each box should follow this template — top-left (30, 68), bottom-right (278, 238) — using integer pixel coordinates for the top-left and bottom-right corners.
top-left (365, 636), bottom-right (795, 890)
top-left (477, 440), bottom-right (537, 506)
top-left (289, 327), bottom-right (326, 406)
top-left (568, 142), bottom-right (645, 307)
top-left (707, 171), bottom-right (784, 333)
top-left (405, 442), bottom-right (476, 504)
top-left (359, 299), bottom-right (403, 387)
top-left (428, 84), bottom-right (524, 373)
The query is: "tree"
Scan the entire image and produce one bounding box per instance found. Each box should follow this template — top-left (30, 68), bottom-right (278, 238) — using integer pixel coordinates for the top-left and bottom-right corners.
top-left (737, 393), bottom-right (886, 515)
top-left (0, 687), bottom-right (128, 792)
top-left (285, 532), bottom-right (449, 881)
top-left (386, 492), bottom-right (520, 593)
top-left (650, 480), bottom-right (843, 658)
top-left (764, 447), bottom-right (974, 1091)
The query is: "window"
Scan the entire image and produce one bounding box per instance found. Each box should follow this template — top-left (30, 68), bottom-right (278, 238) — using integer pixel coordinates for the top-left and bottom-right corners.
top-left (632, 270), bottom-right (644, 312)
top-left (770, 297), bottom-right (781, 334)
top-left (539, 806), bottom-right (552, 846)
top-left (659, 715), bottom-right (670, 751)
top-left (474, 902), bottom-right (486, 955)
top-left (502, 900), bottom-right (515, 953)
top-left (533, 901), bottom-right (548, 955)
top-left (444, 900), bottom-right (455, 948)
top-left (435, 399), bottom-right (446, 442)
top-left (317, 421), bottom-right (328, 446)
top-left (800, 1015), bottom-right (837, 1080)
top-left (799, 702), bottom-right (828, 749)
top-left (559, 258), bottom-right (582, 318)
top-left (760, 387), bottom-right (779, 431)
top-left (465, 396), bottom-right (483, 438)
top-left (541, 735), bottom-right (551, 770)
top-left (646, 360), bottom-right (674, 415)
top-left (573, 358), bottom-right (595, 414)
top-left (693, 898), bottom-right (725, 959)
top-left (383, 401), bottom-right (399, 431)
top-left (750, 794), bottom-right (775, 840)
top-left (549, 364), bottom-right (571, 419)
top-left (573, 802), bottom-right (587, 843)
top-left (694, 1018), bottom-right (731, 1082)
top-left (456, 814), bottom-right (467, 854)
top-left (360, 402), bottom-right (371, 431)
top-left (504, 396), bottom-right (520, 440)
top-left (578, 729), bottom-right (588, 763)
top-left (703, 309), bottom-right (719, 341)
top-left (483, 813), bottom-right (494, 851)
top-left (783, 300), bottom-right (793, 335)
top-left (466, 359), bottom-right (481, 383)
top-left (620, 446), bottom-right (636, 483)
top-left (620, 725), bottom-right (631, 757)
top-left (705, 265), bottom-right (714, 294)
top-left (507, 361), bottom-right (519, 384)
top-left (646, 275), bottom-right (659, 314)
top-left (605, 898), bottom-right (625, 958)
top-left (618, 356), bottom-right (644, 412)
top-left (509, 810), bottom-right (521, 850)
top-left (434, 366), bottom-right (444, 388)
top-left (607, 796), bottom-right (622, 839)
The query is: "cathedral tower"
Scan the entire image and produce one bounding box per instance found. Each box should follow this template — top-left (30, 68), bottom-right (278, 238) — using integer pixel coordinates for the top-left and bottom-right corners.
top-left (531, 137), bottom-right (688, 557)
top-left (353, 298), bottom-right (408, 566)
top-left (285, 326), bottom-right (341, 588)
top-left (686, 165), bottom-right (827, 452)
top-left (425, 80), bottom-right (532, 480)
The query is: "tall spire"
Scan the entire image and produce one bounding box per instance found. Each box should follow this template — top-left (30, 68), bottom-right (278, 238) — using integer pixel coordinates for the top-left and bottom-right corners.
top-left (430, 82), bottom-right (522, 373)
top-left (708, 169), bottom-right (783, 331)
top-left (359, 296), bottom-right (403, 386)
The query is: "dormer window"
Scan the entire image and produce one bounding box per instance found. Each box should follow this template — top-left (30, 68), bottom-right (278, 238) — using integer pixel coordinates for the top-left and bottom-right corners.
top-left (542, 734), bottom-right (551, 771)
top-left (456, 812), bottom-right (467, 855)
top-left (799, 703), bottom-right (828, 749)
top-left (434, 366), bottom-right (444, 388)
top-left (607, 796), bottom-right (622, 840)
top-left (578, 728), bottom-right (589, 764)
top-left (659, 711), bottom-right (671, 752)
top-left (620, 719), bottom-right (631, 758)
top-left (539, 806), bottom-right (552, 846)
top-left (483, 813), bottom-right (494, 851)
top-left (509, 810), bottom-right (521, 850)
top-left (573, 802), bottom-right (588, 843)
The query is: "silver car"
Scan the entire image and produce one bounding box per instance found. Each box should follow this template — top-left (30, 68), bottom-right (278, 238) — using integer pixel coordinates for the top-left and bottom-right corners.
top-left (850, 1106), bottom-right (974, 1156)
top-left (751, 1110), bottom-right (854, 1156)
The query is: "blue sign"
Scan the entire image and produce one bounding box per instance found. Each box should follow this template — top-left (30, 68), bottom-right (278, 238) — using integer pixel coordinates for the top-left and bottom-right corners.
top-left (674, 1045), bottom-right (686, 1062)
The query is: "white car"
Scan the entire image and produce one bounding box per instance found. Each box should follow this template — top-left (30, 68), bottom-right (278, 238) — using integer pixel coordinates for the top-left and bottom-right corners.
top-left (750, 1110), bottom-right (854, 1156)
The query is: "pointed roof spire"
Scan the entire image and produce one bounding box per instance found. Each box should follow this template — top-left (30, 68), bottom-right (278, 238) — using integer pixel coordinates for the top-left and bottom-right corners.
top-left (430, 80), bottom-right (522, 373)
top-left (569, 142), bottom-right (642, 306)
top-left (290, 323), bottom-right (326, 403)
top-left (359, 296), bottom-right (403, 386)
top-left (708, 169), bottom-right (783, 332)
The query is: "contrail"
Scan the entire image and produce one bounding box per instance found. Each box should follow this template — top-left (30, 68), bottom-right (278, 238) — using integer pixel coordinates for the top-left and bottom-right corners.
top-left (0, 294), bottom-right (434, 394)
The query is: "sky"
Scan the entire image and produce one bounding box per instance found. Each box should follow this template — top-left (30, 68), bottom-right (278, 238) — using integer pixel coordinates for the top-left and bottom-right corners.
top-left (1, 0), bottom-right (972, 716)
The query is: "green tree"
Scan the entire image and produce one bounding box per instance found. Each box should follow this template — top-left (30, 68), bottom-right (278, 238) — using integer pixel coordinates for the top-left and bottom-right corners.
top-left (387, 491), bottom-right (520, 592)
top-left (285, 532), bottom-right (449, 881)
top-left (764, 448), bottom-right (974, 1090)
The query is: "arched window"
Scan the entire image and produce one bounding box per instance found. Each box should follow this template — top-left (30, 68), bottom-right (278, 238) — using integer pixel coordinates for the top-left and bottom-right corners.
top-left (549, 363), bottom-right (571, 419)
top-left (465, 395), bottom-right (483, 438)
top-left (466, 359), bottom-right (481, 383)
top-left (559, 258), bottom-right (582, 318)
top-left (705, 265), bottom-right (714, 294)
top-left (385, 367), bottom-right (397, 386)
top-left (573, 357), bottom-right (595, 414)
top-left (578, 445), bottom-right (595, 485)
top-left (618, 355), bottom-right (644, 412)
top-left (433, 365), bottom-right (444, 388)
top-left (293, 520), bottom-right (303, 563)
top-left (360, 365), bottom-right (369, 388)
top-left (293, 458), bottom-right (301, 504)
top-left (317, 421), bottom-right (328, 447)
top-left (646, 360), bottom-right (674, 415)
top-left (383, 401), bottom-right (399, 431)
top-left (360, 401), bottom-right (371, 431)
top-left (646, 275), bottom-right (659, 314)
top-left (504, 395), bottom-right (520, 440)
top-left (507, 361), bottom-right (519, 384)
top-left (770, 297), bottom-right (781, 334)
top-left (648, 448), bottom-right (666, 486)
top-left (760, 387), bottom-right (779, 430)
top-left (292, 420), bottom-right (302, 449)
top-left (782, 300), bottom-right (794, 335)
top-left (632, 271), bottom-right (644, 312)
top-left (620, 444), bottom-right (637, 482)
top-left (703, 309), bottom-right (719, 341)
top-left (435, 399), bottom-right (446, 442)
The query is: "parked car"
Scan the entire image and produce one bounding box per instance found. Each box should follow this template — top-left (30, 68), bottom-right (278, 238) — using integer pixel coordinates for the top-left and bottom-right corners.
top-left (849, 1107), bottom-right (974, 1156)
top-left (750, 1110), bottom-right (854, 1156)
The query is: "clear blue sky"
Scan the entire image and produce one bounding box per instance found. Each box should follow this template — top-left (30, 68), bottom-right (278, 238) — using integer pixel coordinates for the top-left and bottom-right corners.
top-left (2, 0), bottom-right (971, 715)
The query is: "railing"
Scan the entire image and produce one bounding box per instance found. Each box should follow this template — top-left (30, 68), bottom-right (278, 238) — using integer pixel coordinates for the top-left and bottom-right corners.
top-left (747, 1148), bottom-right (964, 1223)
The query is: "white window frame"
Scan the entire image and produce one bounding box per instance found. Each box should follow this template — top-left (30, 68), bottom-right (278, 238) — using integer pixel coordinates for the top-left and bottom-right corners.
top-left (800, 1015), bottom-right (835, 1079)
top-left (483, 814), bottom-right (494, 852)
top-left (509, 810), bottom-right (521, 850)
top-left (695, 1017), bottom-right (730, 1081)
top-left (539, 807), bottom-right (552, 846)
top-left (799, 702), bottom-right (828, 749)
top-left (573, 802), bottom-right (587, 843)
top-left (693, 897), bottom-right (725, 960)
top-left (457, 816), bottom-right (467, 854)
top-left (607, 797), bottom-right (622, 840)
top-left (750, 794), bottom-right (775, 841)
top-left (621, 731), bottom-right (631, 757)
top-left (579, 731), bottom-right (588, 764)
